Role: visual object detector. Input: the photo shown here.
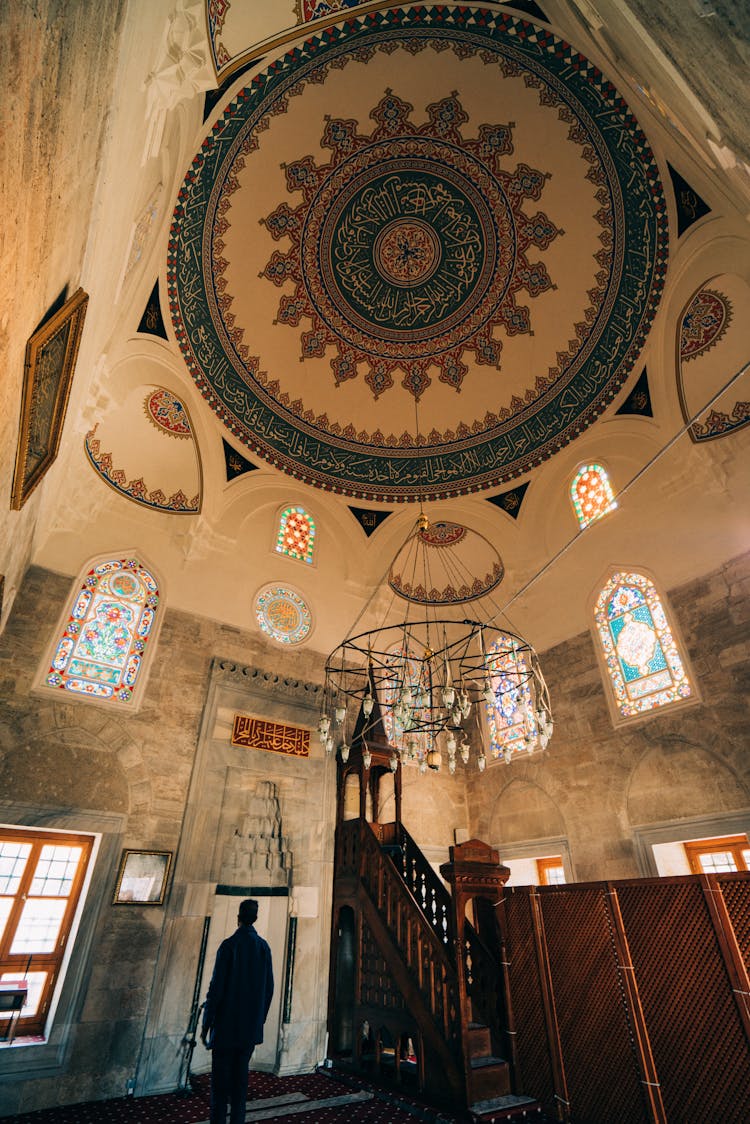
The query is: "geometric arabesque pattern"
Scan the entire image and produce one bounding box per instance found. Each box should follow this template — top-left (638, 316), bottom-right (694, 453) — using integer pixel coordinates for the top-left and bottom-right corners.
top-left (169, 5), bottom-right (668, 502)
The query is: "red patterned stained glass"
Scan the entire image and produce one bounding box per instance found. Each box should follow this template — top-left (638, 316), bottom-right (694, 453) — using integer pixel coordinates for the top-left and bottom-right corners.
top-left (276, 505), bottom-right (316, 564)
top-left (571, 463), bottom-right (617, 529)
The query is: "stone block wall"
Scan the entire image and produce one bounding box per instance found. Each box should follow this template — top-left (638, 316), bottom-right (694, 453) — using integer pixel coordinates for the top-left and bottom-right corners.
top-left (1, 553), bottom-right (747, 1113)
top-left (466, 551), bottom-right (750, 880)
top-left (0, 566), bottom-right (329, 1114)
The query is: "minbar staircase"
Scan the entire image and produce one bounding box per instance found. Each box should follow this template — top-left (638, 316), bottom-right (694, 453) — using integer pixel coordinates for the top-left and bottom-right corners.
top-left (327, 719), bottom-right (542, 1120)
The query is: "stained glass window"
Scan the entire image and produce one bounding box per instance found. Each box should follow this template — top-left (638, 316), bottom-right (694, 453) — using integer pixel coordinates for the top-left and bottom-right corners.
top-left (570, 464), bottom-right (617, 529)
top-left (485, 639), bottom-right (537, 760)
top-left (595, 572), bottom-right (692, 719)
top-left (45, 558), bottom-right (160, 704)
top-left (255, 586), bottom-right (312, 645)
top-left (276, 506), bottom-right (316, 564)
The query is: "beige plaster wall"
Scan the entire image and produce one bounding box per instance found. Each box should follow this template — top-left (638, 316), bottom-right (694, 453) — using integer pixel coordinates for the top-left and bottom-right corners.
top-left (467, 551), bottom-right (750, 881)
top-left (0, 2), bottom-right (127, 622)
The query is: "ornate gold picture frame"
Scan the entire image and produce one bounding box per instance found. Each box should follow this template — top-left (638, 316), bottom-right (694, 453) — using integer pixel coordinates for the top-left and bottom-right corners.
top-left (10, 288), bottom-right (89, 509)
top-left (112, 849), bottom-right (173, 906)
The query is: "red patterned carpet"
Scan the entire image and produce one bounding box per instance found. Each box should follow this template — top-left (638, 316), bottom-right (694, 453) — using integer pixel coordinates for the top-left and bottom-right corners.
top-left (5, 1069), bottom-right (465, 1124)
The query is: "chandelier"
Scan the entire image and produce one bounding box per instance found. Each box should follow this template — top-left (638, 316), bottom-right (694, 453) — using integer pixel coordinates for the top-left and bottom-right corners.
top-left (319, 513), bottom-right (553, 774)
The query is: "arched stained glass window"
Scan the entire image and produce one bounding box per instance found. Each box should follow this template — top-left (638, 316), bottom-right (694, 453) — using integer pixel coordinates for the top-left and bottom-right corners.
top-left (276, 505), bottom-right (316, 564)
top-left (595, 572), bottom-right (692, 719)
top-left (44, 558), bottom-right (160, 705)
top-left (571, 464), bottom-right (617, 529)
top-left (485, 639), bottom-right (537, 761)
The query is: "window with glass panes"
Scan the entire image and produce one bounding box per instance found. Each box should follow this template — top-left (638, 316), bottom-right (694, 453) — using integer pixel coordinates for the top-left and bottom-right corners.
top-left (0, 828), bottom-right (94, 1037)
top-left (683, 835), bottom-right (750, 875)
top-left (536, 856), bottom-right (566, 885)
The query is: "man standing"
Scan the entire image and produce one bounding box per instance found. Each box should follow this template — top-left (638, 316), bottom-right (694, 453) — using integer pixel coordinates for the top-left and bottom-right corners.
top-left (201, 899), bottom-right (274, 1124)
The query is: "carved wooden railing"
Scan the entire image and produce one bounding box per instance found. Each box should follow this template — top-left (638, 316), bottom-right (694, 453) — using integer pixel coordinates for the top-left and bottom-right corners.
top-left (394, 823), bottom-right (453, 955)
top-left (359, 822), bottom-right (462, 1058)
top-left (464, 919), bottom-right (505, 1051)
top-left (337, 818), bottom-right (361, 875)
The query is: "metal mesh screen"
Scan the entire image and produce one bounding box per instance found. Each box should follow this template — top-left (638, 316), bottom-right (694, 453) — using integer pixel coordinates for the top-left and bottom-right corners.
top-left (617, 877), bottom-right (750, 1124)
top-left (540, 886), bottom-right (648, 1123)
top-left (502, 888), bottom-right (556, 1109)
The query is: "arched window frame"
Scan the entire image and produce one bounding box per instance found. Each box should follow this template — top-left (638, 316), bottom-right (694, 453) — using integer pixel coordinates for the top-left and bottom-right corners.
top-left (34, 552), bottom-right (164, 712)
top-left (592, 568), bottom-right (697, 725)
top-left (275, 504), bottom-right (316, 565)
top-left (570, 463), bottom-right (617, 530)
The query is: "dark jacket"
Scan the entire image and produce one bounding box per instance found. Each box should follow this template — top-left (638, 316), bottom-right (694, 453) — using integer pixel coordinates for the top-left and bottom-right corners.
top-left (202, 924), bottom-right (274, 1050)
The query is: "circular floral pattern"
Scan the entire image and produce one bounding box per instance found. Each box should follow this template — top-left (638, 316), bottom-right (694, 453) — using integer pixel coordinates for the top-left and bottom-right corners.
top-left (272, 97), bottom-right (528, 399)
top-left (419, 521), bottom-right (466, 547)
top-left (374, 219), bottom-right (441, 286)
top-left (255, 586), bottom-right (312, 645)
top-left (168, 5), bottom-right (668, 502)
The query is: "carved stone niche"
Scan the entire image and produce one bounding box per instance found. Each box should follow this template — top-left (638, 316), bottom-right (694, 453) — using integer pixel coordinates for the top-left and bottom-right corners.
top-left (220, 780), bottom-right (292, 889)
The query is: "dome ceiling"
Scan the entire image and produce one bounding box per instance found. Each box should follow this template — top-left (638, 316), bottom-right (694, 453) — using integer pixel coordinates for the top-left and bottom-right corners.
top-left (168, 5), bottom-right (668, 503)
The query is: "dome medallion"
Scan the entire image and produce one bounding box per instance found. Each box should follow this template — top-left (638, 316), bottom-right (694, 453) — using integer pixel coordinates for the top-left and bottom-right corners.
top-left (168, 5), bottom-right (667, 502)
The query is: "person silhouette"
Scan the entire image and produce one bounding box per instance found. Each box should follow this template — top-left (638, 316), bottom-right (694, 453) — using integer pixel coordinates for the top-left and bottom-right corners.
top-left (201, 899), bottom-right (274, 1124)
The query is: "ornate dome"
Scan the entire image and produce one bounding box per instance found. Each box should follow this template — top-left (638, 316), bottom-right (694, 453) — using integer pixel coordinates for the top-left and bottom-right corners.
top-left (388, 519), bottom-right (504, 605)
top-left (168, 4), bottom-right (667, 504)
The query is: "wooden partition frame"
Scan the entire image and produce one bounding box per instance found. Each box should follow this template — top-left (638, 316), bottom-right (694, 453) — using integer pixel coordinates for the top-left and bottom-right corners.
top-left (501, 872), bottom-right (750, 1123)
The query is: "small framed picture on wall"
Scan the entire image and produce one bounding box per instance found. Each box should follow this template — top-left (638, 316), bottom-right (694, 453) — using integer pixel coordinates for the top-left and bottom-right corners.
top-left (113, 849), bottom-right (173, 906)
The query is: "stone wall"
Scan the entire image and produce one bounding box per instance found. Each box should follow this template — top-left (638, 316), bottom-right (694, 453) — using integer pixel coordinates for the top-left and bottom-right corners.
top-left (0, 564), bottom-right (468, 1114)
top-left (0, 565), bottom-right (329, 1113)
top-left (0, 553), bottom-right (747, 1113)
top-left (466, 551), bottom-right (750, 880)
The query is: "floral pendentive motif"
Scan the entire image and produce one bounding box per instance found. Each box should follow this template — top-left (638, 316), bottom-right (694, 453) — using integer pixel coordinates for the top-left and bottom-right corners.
top-left (594, 572), bottom-right (692, 719)
top-left (570, 464), bottom-right (617, 529)
top-left (261, 91), bottom-right (559, 401)
top-left (145, 388), bottom-right (193, 439)
top-left (46, 559), bottom-right (159, 703)
top-left (680, 289), bottom-right (732, 362)
top-left (276, 505), bottom-right (316, 564)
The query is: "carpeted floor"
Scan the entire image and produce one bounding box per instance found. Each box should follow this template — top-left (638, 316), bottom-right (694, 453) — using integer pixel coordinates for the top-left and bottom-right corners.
top-left (5, 1068), bottom-right (464, 1124)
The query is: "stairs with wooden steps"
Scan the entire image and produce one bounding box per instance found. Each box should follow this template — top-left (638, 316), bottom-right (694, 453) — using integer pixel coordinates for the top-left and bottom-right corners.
top-left (467, 1022), bottom-right (511, 1105)
top-left (329, 715), bottom-right (543, 1119)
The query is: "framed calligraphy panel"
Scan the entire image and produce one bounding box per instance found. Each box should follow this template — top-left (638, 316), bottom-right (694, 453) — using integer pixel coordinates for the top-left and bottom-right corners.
top-left (232, 714), bottom-right (310, 758)
top-left (113, 849), bottom-right (172, 905)
top-left (11, 288), bottom-right (89, 509)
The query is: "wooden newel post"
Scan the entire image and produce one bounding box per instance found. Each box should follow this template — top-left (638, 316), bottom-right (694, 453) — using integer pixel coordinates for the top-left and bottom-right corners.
top-left (440, 840), bottom-right (511, 1105)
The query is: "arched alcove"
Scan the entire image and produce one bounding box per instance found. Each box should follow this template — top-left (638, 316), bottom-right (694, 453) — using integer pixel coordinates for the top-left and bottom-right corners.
top-left (488, 779), bottom-right (566, 845)
top-left (331, 905), bottom-right (356, 1056)
top-left (627, 741), bottom-right (749, 825)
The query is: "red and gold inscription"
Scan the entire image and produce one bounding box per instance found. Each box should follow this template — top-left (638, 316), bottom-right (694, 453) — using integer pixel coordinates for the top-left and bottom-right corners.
top-left (231, 714), bottom-right (310, 757)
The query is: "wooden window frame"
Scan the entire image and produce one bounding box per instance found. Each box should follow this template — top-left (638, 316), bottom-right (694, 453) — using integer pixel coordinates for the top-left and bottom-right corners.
top-left (536, 856), bottom-right (566, 885)
top-left (0, 827), bottom-right (94, 1037)
top-left (683, 835), bottom-right (750, 875)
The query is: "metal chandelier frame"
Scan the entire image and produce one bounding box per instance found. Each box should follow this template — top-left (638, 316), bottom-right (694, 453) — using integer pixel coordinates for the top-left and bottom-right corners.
top-left (319, 513), bottom-right (553, 774)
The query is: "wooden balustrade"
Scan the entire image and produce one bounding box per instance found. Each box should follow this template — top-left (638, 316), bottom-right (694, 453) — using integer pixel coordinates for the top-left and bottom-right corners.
top-left (395, 823), bottom-right (453, 955)
top-left (359, 822), bottom-right (462, 1055)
